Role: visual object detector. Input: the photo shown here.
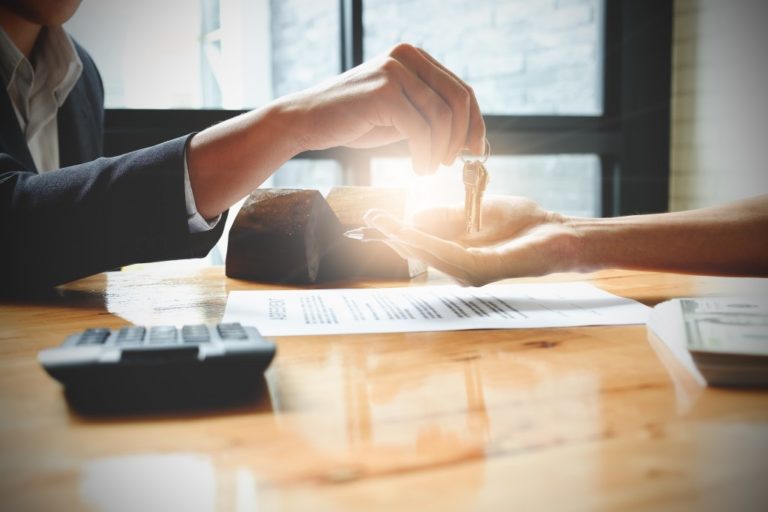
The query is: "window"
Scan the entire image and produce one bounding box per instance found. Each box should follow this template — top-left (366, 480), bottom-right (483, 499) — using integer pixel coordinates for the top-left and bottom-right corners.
top-left (361, 0), bottom-right (605, 218)
top-left (371, 155), bottom-right (600, 218)
top-left (67, 0), bottom-right (343, 190)
top-left (67, 0), bottom-right (340, 109)
top-left (66, 0), bottom-right (672, 223)
top-left (363, 0), bottom-right (603, 115)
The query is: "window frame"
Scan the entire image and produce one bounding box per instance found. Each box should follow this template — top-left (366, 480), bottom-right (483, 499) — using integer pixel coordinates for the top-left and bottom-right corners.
top-left (104, 0), bottom-right (672, 216)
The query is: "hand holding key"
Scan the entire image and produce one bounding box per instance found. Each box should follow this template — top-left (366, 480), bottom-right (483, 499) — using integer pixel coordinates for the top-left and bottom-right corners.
top-left (350, 139), bottom-right (491, 243)
top-left (364, 195), bottom-right (575, 286)
top-left (188, 43), bottom-right (486, 221)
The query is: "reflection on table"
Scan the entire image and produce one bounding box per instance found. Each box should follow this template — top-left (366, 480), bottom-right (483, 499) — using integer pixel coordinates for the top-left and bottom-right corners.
top-left (1, 266), bottom-right (767, 511)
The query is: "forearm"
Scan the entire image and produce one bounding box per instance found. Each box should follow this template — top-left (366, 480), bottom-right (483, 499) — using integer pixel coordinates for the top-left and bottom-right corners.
top-left (0, 138), bottom-right (224, 292)
top-left (568, 195), bottom-right (768, 276)
top-left (186, 100), bottom-right (304, 219)
top-left (187, 44), bottom-right (488, 219)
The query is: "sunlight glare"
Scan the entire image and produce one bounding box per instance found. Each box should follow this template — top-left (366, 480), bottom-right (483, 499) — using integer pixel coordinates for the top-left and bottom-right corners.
top-left (371, 158), bottom-right (466, 221)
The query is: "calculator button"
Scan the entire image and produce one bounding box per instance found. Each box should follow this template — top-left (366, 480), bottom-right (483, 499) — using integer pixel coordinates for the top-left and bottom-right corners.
top-left (182, 324), bottom-right (210, 343)
top-left (77, 328), bottom-right (110, 345)
top-left (116, 326), bottom-right (146, 344)
top-left (148, 326), bottom-right (178, 344)
top-left (217, 322), bottom-right (247, 340)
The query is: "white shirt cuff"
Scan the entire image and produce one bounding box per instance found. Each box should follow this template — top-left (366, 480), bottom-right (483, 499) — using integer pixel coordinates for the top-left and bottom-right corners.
top-left (183, 150), bottom-right (221, 233)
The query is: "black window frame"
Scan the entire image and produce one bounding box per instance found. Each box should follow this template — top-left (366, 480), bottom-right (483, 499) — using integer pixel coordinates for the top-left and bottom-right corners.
top-left (104, 0), bottom-right (672, 216)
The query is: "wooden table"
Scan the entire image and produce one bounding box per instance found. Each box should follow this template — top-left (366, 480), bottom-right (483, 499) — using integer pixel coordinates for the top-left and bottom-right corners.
top-left (1, 266), bottom-right (767, 511)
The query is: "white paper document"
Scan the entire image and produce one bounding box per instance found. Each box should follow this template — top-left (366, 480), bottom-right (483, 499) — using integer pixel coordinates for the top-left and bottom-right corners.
top-left (223, 282), bottom-right (650, 336)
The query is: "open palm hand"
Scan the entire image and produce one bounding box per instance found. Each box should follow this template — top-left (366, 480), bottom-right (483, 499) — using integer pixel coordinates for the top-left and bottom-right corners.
top-left (365, 196), bottom-right (580, 286)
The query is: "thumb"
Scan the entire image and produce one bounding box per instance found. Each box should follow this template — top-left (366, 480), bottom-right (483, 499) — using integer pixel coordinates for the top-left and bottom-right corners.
top-left (364, 209), bottom-right (406, 237)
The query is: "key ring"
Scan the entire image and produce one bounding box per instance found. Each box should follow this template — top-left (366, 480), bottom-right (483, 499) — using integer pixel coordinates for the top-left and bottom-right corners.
top-left (459, 137), bottom-right (490, 164)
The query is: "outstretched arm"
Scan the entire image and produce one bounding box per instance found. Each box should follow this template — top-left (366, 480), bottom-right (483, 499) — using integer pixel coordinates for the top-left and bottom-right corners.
top-left (187, 43), bottom-right (485, 220)
top-left (570, 195), bottom-right (768, 277)
top-left (1, 42), bottom-right (482, 291)
top-left (365, 194), bottom-right (768, 286)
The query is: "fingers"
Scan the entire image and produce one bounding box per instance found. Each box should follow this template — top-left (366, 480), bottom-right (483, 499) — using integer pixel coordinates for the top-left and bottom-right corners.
top-left (411, 47), bottom-right (486, 156)
top-left (286, 43), bottom-right (482, 175)
top-left (382, 71), bottom-right (434, 175)
top-left (388, 239), bottom-right (484, 286)
top-left (364, 208), bottom-right (404, 236)
top-left (383, 56), bottom-right (451, 174)
top-left (365, 209), bottom-right (494, 286)
top-left (387, 43), bottom-right (485, 171)
top-left (389, 45), bottom-right (467, 165)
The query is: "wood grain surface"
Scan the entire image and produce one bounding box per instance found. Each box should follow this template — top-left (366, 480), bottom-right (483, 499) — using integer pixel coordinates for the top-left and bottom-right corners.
top-left (1, 266), bottom-right (767, 511)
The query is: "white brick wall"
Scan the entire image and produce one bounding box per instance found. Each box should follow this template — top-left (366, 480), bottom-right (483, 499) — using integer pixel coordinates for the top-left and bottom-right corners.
top-left (270, 0), bottom-right (603, 115)
top-left (670, 0), bottom-right (768, 211)
top-left (272, 0), bottom-right (604, 215)
top-left (269, 0), bottom-right (340, 97)
top-left (365, 0), bottom-right (602, 114)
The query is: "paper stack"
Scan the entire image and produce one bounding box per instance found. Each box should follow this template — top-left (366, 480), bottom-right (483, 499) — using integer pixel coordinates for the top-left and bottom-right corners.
top-left (648, 297), bottom-right (768, 387)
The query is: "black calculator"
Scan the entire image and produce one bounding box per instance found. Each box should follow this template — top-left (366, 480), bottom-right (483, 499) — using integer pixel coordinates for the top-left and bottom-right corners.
top-left (39, 323), bottom-right (276, 412)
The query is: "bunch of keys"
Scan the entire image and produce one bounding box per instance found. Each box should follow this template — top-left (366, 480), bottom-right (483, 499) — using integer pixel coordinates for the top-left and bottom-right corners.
top-left (344, 139), bottom-right (491, 242)
top-left (461, 138), bottom-right (490, 233)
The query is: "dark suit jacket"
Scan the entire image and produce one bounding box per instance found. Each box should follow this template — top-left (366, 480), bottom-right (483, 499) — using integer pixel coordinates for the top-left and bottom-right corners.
top-left (0, 41), bottom-right (225, 294)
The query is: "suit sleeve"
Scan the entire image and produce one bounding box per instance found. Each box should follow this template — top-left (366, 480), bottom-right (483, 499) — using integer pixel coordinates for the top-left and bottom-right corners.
top-left (0, 136), bottom-right (227, 294)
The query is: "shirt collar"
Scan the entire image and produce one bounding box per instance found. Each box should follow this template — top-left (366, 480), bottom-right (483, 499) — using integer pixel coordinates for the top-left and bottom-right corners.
top-left (0, 25), bottom-right (83, 107)
top-left (0, 25), bottom-right (25, 90)
top-left (34, 26), bottom-right (83, 107)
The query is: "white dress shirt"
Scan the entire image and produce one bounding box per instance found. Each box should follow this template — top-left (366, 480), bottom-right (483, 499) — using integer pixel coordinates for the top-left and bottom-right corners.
top-left (0, 26), bottom-right (219, 233)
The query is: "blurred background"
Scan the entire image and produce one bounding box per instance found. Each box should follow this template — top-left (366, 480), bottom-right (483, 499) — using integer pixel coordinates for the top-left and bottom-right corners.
top-left (66, 0), bottom-right (603, 214)
top-left (65, 0), bottom-right (768, 263)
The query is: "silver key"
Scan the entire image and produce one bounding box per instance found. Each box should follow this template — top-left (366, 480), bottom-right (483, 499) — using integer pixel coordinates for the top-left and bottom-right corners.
top-left (463, 160), bottom-right (488, 233)
top-left (460, 138), bottom-right (491, 234)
